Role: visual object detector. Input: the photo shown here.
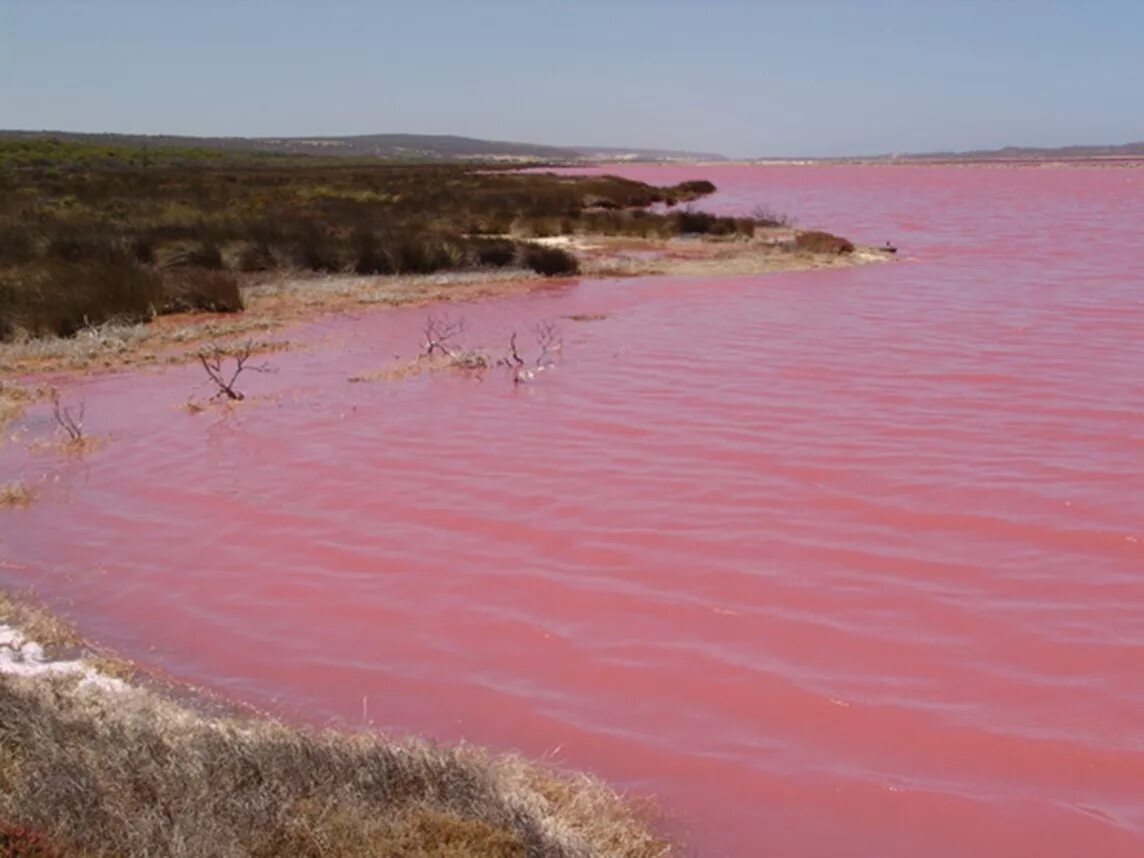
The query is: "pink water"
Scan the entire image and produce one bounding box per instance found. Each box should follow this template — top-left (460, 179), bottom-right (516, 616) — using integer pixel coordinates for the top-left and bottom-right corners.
top-left (3, 166), bottom-right (1143, 856)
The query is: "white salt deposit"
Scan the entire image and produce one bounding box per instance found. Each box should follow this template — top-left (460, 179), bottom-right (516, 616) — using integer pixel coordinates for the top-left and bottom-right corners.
top-left (0, 623), bottom-right (127, 693)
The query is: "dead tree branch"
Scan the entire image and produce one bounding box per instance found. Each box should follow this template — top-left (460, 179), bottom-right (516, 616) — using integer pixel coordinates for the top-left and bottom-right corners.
top-left (534, 320), bottom-right (563, 368)
top-left (49, 389), bottom-right (85, 444)
top-left (197, 340), bottom-right (272, 401)
top-left (423, 314), bottom-right (466, 357)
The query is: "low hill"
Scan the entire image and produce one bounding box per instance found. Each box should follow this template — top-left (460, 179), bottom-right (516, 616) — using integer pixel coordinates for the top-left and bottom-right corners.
top-left (0, 129), bottom-right (725, 164)
top-left (866, 141), bottom-right (1144, 163)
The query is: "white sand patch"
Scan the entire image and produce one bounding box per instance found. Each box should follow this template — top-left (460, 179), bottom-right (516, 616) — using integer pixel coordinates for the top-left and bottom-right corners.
top-left (530, 235), bottom-right (603, 251)
top-left (0, 622), bottom-right (127, 693)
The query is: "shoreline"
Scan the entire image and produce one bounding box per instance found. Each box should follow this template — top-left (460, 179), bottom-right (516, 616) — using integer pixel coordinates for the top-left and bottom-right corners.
top-left (1, 230), bottom-right (891, 383)
top-left (0, 591), bottom-right (671, 856)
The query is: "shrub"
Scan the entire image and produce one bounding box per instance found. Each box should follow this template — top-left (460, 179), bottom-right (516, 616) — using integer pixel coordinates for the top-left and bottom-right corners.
top-left (392, 237), bottom-right (460, 274)
top-left (672, 179), bottom-right (717, 197)
top-left (794, 230), bottom-right (855, 254)
top-left (294, 229), bottom-right (343, 272)
top-left (350, 230), bottom-right (394, 275)
top-left (44, 232), bottom-right (119, 264)
top-left (523, 245), bottom-right (579, 276)
top-left (161, 269), bottom-right (243, 314)
top-left (162, 241), bottom-right (224, 270)
top-left (0, 256), bottom-right (164, 339)
top-left (751, 205), bottom-right (794, 228)
top-left (236, 241), bottom-right (277, 272)
top-left (673, 210), bottom-right (715, 234)
top-left (473, 239), bottom-right (517, 268)
top-left (0, 227), bottom-right (34, 266)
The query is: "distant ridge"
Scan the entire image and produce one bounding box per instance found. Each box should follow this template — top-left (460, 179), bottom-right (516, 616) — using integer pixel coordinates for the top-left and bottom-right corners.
top-left (0, 129), bottom-right (726, 164)
top-left (855, 140), bottom-right (1144, 163)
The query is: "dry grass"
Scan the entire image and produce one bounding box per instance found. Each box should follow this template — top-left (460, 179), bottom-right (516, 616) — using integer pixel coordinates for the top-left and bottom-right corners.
top-left (349, 351), bottom-right (492, 384)
top-left (0, 482), bottom-right (35, 509)
top-left (0, 383), bottom-right (47, 426)
top-left (0, 593), bottom-right (80, 652)
top-left (565, 314), bottom-right (608, 323)
top-left (0, 670), bottom-right (670, 858)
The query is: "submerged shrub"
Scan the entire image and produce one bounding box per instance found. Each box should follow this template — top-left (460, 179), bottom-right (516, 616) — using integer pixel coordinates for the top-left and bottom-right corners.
top-left (523, 245), bottom-right (579, 276)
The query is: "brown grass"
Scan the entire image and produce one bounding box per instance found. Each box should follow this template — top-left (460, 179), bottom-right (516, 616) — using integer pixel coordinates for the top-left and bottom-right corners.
top-left (0, 594), bottom-right (80, 652)
top-left (0, 383), bottom-right (46, 426)
top-left (0, 483), bottom-right (35, 510)
top-left (565, 314), bottom-right (608, 323)
top-left (0, 670), bottom-right (670, 858)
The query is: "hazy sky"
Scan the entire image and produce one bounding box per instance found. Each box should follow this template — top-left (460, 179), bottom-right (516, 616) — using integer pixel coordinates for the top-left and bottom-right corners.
top-left (3, 0), bottom-right (1142, 158)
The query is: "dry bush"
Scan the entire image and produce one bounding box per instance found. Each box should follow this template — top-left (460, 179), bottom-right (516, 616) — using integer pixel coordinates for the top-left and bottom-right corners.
top-left (751, 205), bottom-right (794, 228)
top-left (0, 257), bottom-right (164, 340)
top-left (794, 230), bottom-right (855, 254)
top-left (0, 672), bottom-right (670, 858)
top-left (522, 245), bottom-right (579, 277)
top-left (161, 269), bottom-right (244, 314)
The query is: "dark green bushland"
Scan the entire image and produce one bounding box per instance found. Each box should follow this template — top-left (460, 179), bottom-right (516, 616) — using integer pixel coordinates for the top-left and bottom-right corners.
top-left (0, 141), bottom-right (755, 339)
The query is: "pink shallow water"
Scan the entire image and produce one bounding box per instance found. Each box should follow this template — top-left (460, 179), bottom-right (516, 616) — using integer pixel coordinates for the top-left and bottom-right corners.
top-left (3, 165), bottom-right (1144, 856)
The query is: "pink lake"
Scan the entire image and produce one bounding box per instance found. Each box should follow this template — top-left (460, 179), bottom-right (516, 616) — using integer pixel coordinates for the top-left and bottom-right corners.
top-left (2, 165), bottom-right (1142, 856)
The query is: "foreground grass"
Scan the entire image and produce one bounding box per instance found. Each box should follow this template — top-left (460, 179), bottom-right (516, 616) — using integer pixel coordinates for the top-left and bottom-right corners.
top-left (0, 669), bottom-right (667, 858)
top-left (0, 595), bottom-right (668, 857)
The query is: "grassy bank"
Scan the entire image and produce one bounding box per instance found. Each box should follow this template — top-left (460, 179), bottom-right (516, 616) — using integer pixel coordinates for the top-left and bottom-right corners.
top-left (0, 595), bottom-right (668, 858)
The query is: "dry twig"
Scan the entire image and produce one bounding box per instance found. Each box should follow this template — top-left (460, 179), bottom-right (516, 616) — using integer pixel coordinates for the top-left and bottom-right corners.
top-left (49, 389), bottom-right (85, 445)
top-left (197, 340), bottom-right (273, 401)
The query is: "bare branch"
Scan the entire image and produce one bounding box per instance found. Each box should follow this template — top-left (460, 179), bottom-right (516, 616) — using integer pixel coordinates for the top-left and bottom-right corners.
top-left (49, 389), bottom-right (85, 444)
top-left (423, 314), bottom-right (466, 357)
top-left (197, 340), bottom-right (272, 401)
top-left (534, 320), bottom-right (563, 368)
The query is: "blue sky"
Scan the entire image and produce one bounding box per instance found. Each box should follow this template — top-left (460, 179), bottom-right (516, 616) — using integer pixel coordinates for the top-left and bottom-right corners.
top-left (3, 0), bottom-right (1142, 158)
